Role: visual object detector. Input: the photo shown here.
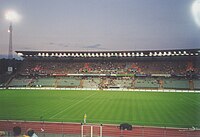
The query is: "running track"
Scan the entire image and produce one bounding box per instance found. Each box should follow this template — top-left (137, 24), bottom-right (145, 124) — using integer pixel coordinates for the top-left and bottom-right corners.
top-left (0, 120), bottom-right (199, 137)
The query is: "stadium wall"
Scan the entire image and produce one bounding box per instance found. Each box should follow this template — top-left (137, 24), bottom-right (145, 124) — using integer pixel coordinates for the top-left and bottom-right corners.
top-left (1, 87), bottom-right (200, 93)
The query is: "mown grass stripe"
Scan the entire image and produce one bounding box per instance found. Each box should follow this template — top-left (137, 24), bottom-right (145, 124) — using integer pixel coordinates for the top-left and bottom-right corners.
top-left (49, 92), bottom-right (98, 119)
top-left (0, 89), bottom-right (199, 128)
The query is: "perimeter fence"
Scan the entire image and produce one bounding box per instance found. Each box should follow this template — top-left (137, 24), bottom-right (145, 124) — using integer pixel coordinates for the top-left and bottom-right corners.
top-left (0, 120), bottom-right (200, 137)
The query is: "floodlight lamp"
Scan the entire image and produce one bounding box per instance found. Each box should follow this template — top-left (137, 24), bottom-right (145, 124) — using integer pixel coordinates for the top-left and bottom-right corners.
top-left (17, 53), bottom-right (23, 56)
top-left (5, 10), bottom-right (20, 22)
top-left (192, 0), bottom-right (200, 27)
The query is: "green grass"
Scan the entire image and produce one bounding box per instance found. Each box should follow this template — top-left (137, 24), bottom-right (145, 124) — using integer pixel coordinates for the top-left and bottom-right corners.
top-left (0, 89), bottom-right (200, 128)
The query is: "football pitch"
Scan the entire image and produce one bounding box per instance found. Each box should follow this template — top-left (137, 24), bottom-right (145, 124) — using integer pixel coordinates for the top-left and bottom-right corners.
top-left (0, 89), bottom-right (200, 128)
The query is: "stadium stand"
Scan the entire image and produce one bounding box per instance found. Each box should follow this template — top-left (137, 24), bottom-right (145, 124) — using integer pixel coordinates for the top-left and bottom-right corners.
top-left (162, 78), bottom-right (190, 89)
top-left (8, 77), bottom-right (32, 87)
top-left (3, 49), bottom-right (200, 90)
top-left (57, 77), bottom-right (81, 88)
top-left (31, 77), bottom-right (56, 87)
top-left (0, 59), bottom-right (22, 87)
top-left (134, 78), bottom-right (159, 89)
top-left (106, 77), bottom-right (133, 89)
top-left (0, 74), bottom-right (9, 87)
top-left (193, 79), bottom-right (200, 89)
top-left (82, 77), bottom-right (100, 88)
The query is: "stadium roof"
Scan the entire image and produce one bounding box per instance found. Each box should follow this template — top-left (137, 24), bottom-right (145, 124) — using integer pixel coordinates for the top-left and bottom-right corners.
top-left (16, 49), bottom-right (200, 58)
